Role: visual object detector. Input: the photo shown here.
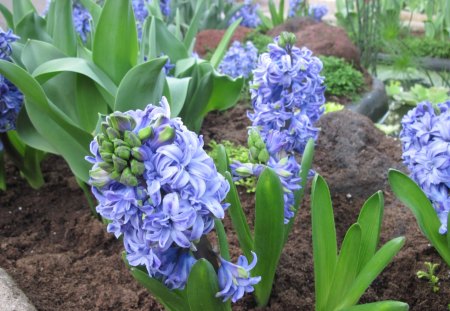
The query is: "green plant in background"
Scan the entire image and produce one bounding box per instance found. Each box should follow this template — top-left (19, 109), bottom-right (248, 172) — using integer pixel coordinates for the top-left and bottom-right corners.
top-left (320, 56), bottom-right (365, 98)
top-left (208, 140), bottom-right (256, 193)
top-left (311, 175), bottom-right (408, 311)
top-left (324, 102), bottom-right (345, 114)
top-left (244, 30), bottom-right (273, 54)
top-left (421, 0), bottom-right (450, 40)
top-left (402, 36), bottom-right (450, 59)
top-left (417, 262), bottom-right (440, 293)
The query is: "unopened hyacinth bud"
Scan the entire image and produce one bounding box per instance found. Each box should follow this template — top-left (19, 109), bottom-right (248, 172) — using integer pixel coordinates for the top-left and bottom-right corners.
top-left (86, 97), bottom-right (259, 300)
top-left (248, 128), bottom-right (269, 163)
top-left (278, 32), bottom-right (296, 49)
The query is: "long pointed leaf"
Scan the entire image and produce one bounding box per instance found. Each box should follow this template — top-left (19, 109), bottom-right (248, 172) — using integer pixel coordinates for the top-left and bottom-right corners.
top-left (0, 4), bottom-right (13, 30)
top-left (52, 0), bottom-right (77, 56)
top-left (311, 175), bottom-right (337, 311)
top-left (210, 18), bottom-right (242, 68)
top-left (337, 237), bottom-right (405, 309)
top-left (92, 0), bottom-right (138, 85)
top-left (13, 0), bottom-right (35, 27)
top-left (165, 77), bottom-right (191, 117)
top-left (388, 169), bottom-right (450, 265)
top-left (187, 259), bottom-right (229, 311)
top-left (183, 1), bottom-right (206, 50)
top-left (341, 301), bottom-right (409, 311)
top-left (253, 168), bottom-right (285, 307)
top-left (115, 57), bottom-right (167, 112)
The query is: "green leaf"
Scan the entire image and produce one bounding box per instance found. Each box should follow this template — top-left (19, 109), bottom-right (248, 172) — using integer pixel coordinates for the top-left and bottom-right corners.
top-left (13, 0), bottom-right (35, 27)
top-left (325, 224), bottom-right (361, 310)
top-left (341, 301), bottom-right (409, 311)
top-left (202, 71), bottom-right (243, 115)
top-left (356, 191), bottom-right (384, 273)
top-left (32, 57), bottom-right (117, 102)
top-left (213, 144), bottom-right (229, 176)
top-left (51, 0), bottom-right (77, 56)
top-left (0, 60), bottom-right (92, 182)
top-left (115, 57), bottom-right (167, 112)
top-left (130, 267), bottom-right (189, 311)
top-left (311, 175), bottom-right (337, 311)
top-left (388, 169), bottom-right (450, 265)
top-left (268, 0), bottom-right (280, 25)
top-left (210, 17), bottom-right (242, 68)
top-left (22, 145), bottom-right (45, 189)
top-left (284, 138), bottom-right (314, 242)
top-left (15, 12), bottom-right (52, 43)
top-left (93, 0), bottom-right (138, 85)
top-left (214, 219), bottom-right (230, 261)
top-left (0, 4), bottom-right (14, 30)
top-left (337, 237), bottom-right (405, 309)
top-left (187, 259), bottom-right (229, 311)
top-left (21, 40), bottom-right (66, 73)
top-left (165, 77), bottom-right (191, 117)
top-left (183, 1), bottom-right (206, 51)
top-left (224, 171), bottom-right (253, 259)
top-left (278, 0), bottom-right (285, 23)
top-left (253, 168), bottom-right (285, 307)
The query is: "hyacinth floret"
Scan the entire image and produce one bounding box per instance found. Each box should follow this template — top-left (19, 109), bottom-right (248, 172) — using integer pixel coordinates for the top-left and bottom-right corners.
top-left (0, 29), bottom-right (22, 133)
top-left (400, 100), bottom-right (450, 234)
top-left (219, 41), bottom-right (258, 79)
top-left (229, 0), bottom-right (261, 28)
top-left (309, 4), bottom-right (328, 21)
top-left (216, 252), bottom-right (261, 303)
top-left (73, 2), bottom-right (92, 43)
top-left (288, 0), bottom-right (304, 18)
top-left (88, 98), bottom-right (259, 297)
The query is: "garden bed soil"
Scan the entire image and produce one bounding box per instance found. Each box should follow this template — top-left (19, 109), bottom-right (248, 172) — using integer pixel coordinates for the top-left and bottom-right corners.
top-left (1, 104), bottom-right (450, 310)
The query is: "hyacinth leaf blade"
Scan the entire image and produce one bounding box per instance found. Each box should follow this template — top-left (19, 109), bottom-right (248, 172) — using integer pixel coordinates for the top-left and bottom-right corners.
top-left (129, 267), bottom-right (188, 311)
top-left (324, 223), bottom-right (361, 310)
top-left (115, 57), bottom-right (167, 112)
top-left (284, 138), bottom-right (315, 243)
top-left (278, 0), bottom-right (285, 23)
top-left (336, 236), bottom-right (405, 309)
top-left (311, 175), bottom-right (337, 311)
top-left (12, 0), bottom-right (35, 27)
top-left (212, 143), bottom-right (229, 176)
top-left (92, 0), bottom-right (138, 85)
top-left (388, 169), bottom-right (450, 266)
top-left (15, 12), bottom-right (52, 43)
top-left (50, 0), bottom-right (77, 57)
top-left (214, 219), bottom-right (231, 261)
top-left (16, 109), bottom-right (57, 154)
top-left (218, 3), bottom-right (244, 29)
top-left (0, 60), bottom-right (92, 182)
top-left (210, 17), bottom-right (242, 68)
top-left (253, 168), bottom-right (285, 307)
top-left (145, 17), bottom-right (189, 63)
top-left (268, 0), bottom-right (281, 25)
top-left (256, 9), bottom-right (273, 29)
top-left (356, 191), bottom-right (384, 273)
top-left (76, 75), bottom-right (109, 133)
top-left (224, 171), bottom-right (253, 259)
top-left (0, 4), bottom-right (14, 29)
top-left (183, 0), bottom-right (206, 51)
top-left (78, 0), bottom-right (101, 26)
top-left (164, 77), bottom-right (191, 117)
top-left (21, 40), bottom-right (65, 73)
top-left (187, 259), bottom-right (230, 311)
top-left (32, 57), bottom-right (117, 102)
top-left (340, 301), bottom-right (409, 311)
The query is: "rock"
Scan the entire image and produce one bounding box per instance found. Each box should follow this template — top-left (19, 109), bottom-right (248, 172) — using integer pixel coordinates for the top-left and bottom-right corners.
top-left (194, 27), bottom-right (253, 57)
top-left (0, 268), bottom-right (37, 311)
top-left (269, 17), bottom-right (362, 69)
top-left (315, 110), bottom-right (404, 199)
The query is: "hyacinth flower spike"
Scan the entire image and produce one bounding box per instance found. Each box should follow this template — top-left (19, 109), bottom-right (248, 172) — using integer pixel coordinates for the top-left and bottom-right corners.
top-left (88, 97), bottom-right (260, 308)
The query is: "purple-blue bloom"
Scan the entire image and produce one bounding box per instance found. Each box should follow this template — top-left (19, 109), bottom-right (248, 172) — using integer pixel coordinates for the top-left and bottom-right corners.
top-left (400, 100), bottom-right (450, 234)
top-left (72, 2), bottom-right (92, 43)
top-left (87, 97), bottom-right (230, 290)
top-left (309, 4), bottom-right (328, 21)
top-left (0, 28), bottom-right (19, 60)
top-left (219, 41), bottom-right (258, 79)
top-left (288, 0), bottom-right (304, 18)
top-left (229, 0), bottom-right (261, 28)
top-left (216, 252), bottom-right (261, 303)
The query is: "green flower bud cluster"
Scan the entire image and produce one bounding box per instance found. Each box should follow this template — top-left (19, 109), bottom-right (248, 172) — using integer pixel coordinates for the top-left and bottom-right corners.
top-left (247, 128), bottom-right (270, 164)
top-left (94, 113), bottom-right (153, 187)
top-left (278, 32), bottom-right (297, 50)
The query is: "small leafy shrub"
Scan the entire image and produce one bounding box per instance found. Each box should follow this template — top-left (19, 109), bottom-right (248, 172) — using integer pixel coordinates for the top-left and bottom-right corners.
top-left (244, 31), bottom-right (274, 54)
top-left (403, 36), bottom-right (450, 59)
top-left (320, 56), bottom-right (365, 98)
top-left (417, 262), bottom-right (440, 293)
top-left (208, 140), bottom-right (256, 193)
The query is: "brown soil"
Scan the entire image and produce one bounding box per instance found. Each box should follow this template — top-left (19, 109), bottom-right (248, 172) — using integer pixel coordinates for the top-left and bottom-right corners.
top-left (1, 104), bottom-right (450, 311)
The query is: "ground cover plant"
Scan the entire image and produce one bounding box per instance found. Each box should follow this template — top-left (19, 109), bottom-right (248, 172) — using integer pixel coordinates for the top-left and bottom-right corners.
top-left (1, 0), bottom-right (450, 310)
